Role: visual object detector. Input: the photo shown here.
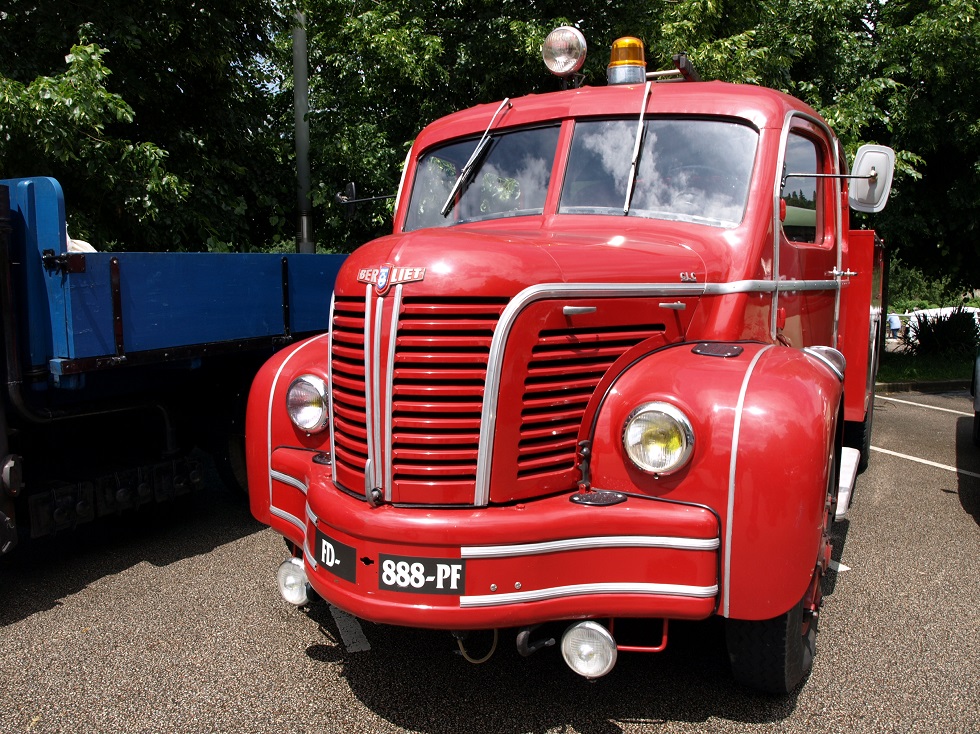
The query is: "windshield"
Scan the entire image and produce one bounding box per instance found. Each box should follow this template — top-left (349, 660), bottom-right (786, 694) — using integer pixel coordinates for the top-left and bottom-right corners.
top-left (404, 125), bottom-right (560, 231)
top-left (560, 118), bottom-right (757, 227)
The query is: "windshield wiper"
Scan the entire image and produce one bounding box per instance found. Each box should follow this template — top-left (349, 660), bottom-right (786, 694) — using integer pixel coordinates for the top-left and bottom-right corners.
top-left (623, 81), bottom-right (653, 215)
top-left (441, 97), bottom-right (512, 217)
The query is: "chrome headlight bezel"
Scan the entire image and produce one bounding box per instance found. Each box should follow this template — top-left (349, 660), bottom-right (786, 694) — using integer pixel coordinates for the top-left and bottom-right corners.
top-left (286, 374), bottom-right (329, 433)
top-left (622, 401), bottom-right (695, 475)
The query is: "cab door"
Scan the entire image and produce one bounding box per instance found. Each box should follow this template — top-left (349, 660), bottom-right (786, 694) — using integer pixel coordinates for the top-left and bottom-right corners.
top-left (774, 117), bottom-right (841, 348)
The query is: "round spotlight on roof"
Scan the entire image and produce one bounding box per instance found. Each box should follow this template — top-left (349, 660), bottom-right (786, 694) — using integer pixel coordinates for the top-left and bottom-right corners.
top-left (542, 26), bottom-right (588, 78)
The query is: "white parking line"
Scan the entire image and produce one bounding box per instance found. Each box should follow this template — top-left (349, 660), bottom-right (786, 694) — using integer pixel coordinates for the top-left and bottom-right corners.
top-left (329, 605), bottom-right (371, 653)
top-left (870, 446), bottom-right (980, 479)
top-left (877, 395), bottom-right (972, 417)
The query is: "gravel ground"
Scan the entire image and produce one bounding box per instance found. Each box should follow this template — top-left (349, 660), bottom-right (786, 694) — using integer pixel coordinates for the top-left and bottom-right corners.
top-left (1, 393), bottom-right (978, 734)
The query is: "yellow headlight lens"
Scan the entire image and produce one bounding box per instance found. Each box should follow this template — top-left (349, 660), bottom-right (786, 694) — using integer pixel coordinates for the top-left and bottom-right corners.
top-left (623, 402), bottom-right (694, 474)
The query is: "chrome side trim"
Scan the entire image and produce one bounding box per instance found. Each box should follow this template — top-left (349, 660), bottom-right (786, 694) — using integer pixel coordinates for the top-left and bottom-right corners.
top-left (723, 344), bottom-right (773, 617)
top-left (461, 535), bottom-right (719, 558)
top-left (270, 506), bottom-right (306, 535)
top-left (460, 582), bottom-right (719, 608)
top-left (703, 279), bottom-right (840, 295)
top-left (804, 346), bottom-right (846, 381)
top-left (303, 547), bottom-right (317, 571)
top-left (384, 285), bottom-right (402, 502)
top-left (271, 470), bottom-right (308, 494)
top-left (304, 506), bottom-right (318, 568)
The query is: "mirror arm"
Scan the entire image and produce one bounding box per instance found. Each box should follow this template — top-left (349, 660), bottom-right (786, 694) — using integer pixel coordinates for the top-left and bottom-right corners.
top-left (781, 167), bottom-right (878, 189)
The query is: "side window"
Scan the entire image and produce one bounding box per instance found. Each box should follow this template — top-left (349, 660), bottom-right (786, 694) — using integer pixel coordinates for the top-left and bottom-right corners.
top-left (781, 134), bottom-right (820, 243)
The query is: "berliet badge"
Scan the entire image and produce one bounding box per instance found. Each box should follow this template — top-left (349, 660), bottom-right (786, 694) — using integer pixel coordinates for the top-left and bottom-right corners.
top-left (356, 264), bottom-right (426, 295)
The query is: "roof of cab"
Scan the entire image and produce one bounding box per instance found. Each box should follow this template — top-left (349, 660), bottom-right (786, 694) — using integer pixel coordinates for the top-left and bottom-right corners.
top-left (412, 81), bottom-right (826, 153)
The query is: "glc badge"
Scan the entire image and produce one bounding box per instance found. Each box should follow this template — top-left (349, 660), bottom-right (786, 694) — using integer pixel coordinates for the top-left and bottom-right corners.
top-left (357, 265), bottom-right (426, 295)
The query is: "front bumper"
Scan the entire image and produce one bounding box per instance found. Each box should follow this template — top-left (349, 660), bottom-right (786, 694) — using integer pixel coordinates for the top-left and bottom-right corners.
top-left (270, 448), bottom-right (720, 630)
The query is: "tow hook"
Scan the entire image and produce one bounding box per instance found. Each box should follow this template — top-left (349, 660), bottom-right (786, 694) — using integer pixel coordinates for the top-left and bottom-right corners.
top-left (452, 630), bottom-right (499, 664)
top-left (516, 625), bottom-right (556, 657)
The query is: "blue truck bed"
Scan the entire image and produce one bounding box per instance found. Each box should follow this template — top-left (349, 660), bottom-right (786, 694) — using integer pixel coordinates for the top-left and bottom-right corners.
top-left (4, 177), bottom-right (344, 382)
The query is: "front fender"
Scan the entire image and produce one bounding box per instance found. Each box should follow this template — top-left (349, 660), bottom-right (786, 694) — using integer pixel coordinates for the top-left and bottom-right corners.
top-left (245, 332), bottom-right (331, 539)
top-left (587, 342), bottom-right (841, 620)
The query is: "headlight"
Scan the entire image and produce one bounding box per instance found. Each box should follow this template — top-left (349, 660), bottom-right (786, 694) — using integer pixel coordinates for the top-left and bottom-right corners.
top-left (622, 402), bottom-right (694, 475)
top-left (286, 374), bottom-right (329, 432)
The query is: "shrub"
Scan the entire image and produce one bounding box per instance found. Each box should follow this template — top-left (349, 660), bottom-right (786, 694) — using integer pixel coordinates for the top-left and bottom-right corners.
top-left (902, 308), bottom-right (980, 357)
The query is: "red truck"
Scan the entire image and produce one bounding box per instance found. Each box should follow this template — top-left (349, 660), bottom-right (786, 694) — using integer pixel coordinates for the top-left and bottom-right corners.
top-left (245, 29), bottom-right (894, 693)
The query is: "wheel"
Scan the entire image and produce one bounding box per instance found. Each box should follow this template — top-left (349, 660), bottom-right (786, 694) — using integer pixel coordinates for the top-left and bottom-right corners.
top-left (214, 431), bottom-right (248, 494)
top-left (973, 411), bottom-right (980, 448)
top-left (725, 437), bottom-right (836, 694)
top-left (725, 590), bottom-right (817, 694)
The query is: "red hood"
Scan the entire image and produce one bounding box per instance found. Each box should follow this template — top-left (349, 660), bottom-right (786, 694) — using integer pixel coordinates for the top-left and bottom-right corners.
top-left (335, 220), bottom-right (710, 300)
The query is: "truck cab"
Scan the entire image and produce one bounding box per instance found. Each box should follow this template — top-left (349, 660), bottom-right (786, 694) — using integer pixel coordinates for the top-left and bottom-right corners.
top-left (246, 30), bottom-right (893, 693)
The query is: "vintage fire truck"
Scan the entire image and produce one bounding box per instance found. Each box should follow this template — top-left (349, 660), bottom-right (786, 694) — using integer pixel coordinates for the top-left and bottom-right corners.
top-left (246, 29), bottom-right (894, 693)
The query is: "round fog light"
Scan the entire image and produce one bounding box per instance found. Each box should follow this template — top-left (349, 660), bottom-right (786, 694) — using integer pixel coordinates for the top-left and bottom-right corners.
top-left (561, 621), bottom-right (618, 679)
top-left (277, 557), bottom-right (310, 606)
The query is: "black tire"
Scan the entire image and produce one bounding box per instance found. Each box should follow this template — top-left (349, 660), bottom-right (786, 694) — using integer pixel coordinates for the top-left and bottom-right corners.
top-left (973, 412), bottom-right (980, 448)
top-left (725, 592), bottom-right (816, 694)
top-left (843, 386), bottom-right (875, 474)
top-left (214, 431), bottom-right (248, 494)
top-left (725, 433), bottom-right (837, 694)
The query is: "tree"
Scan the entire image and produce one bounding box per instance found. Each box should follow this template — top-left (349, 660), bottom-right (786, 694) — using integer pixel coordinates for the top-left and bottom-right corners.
top-left (0, 0), bottom-right (290, 252)
top-left (293, 0), bottom-right (980, 286)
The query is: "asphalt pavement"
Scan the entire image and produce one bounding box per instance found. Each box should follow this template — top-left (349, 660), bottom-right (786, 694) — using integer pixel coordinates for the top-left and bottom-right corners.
top-left (1, 392), bottom-right (978, 734)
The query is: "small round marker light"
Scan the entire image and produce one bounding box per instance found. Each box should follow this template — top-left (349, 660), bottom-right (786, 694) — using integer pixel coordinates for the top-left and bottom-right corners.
top-left (277, 557), bottom-right (310, 606)
top-left (607, 36), bottom-right (646, 85)
top-left (561, 621), bottom-right (618, 679)
top-left (542, 26), bottom-right (588, 77)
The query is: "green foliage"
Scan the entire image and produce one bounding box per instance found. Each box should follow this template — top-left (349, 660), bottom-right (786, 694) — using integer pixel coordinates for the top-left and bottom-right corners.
top-left (887, 256), bottom-right (961, 312)
top-left (0, 1), bottom-right (289, 252)
top-left (0, 42), bottom-right (189, 245)
top-left (877, 349), bottom-right (973, 383)
top-left (902, 308), bottom-right (980, 358)
top-left (3, 0), bottom-right (980, 273)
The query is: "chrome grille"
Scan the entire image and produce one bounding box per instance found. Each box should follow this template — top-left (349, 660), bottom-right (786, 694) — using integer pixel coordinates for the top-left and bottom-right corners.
top-left (331, 289), bottom-right (667, 504)
top-left (330, 294), bottom-right (508, 504)
top-left (391, 297), bottom-right (508, 503)
top-left (330, 296), bottom-right (369, 483)
top-left (518, 324), bottom-right (666, 479)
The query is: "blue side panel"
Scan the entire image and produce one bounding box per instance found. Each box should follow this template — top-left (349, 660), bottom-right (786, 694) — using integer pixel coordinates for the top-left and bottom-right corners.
top-left (2, 176), bottom-right (345, 372)
top-left (283, 253), bottom-right (345, 334)
top-left (64, 252), bottom-right (343, 357)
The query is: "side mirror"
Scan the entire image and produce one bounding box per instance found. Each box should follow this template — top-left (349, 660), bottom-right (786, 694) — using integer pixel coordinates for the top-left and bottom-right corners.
top-left (848, 144), bottom-right (895, 213)
top-left (334, 181), bottom-right (358, 220)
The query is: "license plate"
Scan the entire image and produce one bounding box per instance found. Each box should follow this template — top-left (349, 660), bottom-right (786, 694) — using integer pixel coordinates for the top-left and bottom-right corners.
top-left (379, 554), bottom-right (466, 595)
top-left (314, 529), bottom-right (357, 583)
